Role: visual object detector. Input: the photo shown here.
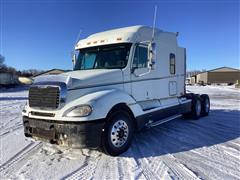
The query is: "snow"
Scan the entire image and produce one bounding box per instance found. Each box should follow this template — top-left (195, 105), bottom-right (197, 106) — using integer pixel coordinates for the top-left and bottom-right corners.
top-left (0, 85), bottom-right (240, 179)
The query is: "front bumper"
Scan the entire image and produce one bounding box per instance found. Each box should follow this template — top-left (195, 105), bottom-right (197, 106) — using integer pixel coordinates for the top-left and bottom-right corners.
top-left (23, 116), bottom-right (105, 148)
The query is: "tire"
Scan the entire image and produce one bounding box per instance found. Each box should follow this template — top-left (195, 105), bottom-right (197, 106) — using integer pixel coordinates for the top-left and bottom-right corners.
top-left (190, 95), bottom-right (202, 120)
top-left (200, 94), bottom-right (210, 116)
top-left (102, 109), bottom-right (134, 156)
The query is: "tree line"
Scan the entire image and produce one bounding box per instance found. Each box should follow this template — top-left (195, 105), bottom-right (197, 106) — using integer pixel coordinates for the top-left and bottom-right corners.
top-left (0, 54), bottom-right (44, 77)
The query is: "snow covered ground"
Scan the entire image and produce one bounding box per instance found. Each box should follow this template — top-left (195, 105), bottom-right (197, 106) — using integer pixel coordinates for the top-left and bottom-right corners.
top-left (0, 85), bottom-right (239, 179)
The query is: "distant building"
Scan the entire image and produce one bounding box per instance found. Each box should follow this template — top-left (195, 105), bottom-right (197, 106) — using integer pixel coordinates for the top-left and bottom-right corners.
top-left (34, 69), bottom-right (66, 77)
top-left (190, 75), bottom-right (197, 84)
top-left (185, 77), bottom-right (191, 85)
top-left (190, 67), bottom-right (240, 85)
top-left (0, 72), bottom-right (19, 85)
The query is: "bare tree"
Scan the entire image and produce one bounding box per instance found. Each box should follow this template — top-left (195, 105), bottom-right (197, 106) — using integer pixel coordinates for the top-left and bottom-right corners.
top-left (0, 54), bottom-right (6, 69)
top-left (0, 54), bottom-right (17, 73)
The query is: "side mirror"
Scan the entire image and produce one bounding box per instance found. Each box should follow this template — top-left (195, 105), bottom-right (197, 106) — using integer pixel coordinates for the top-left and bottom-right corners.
top-left (148, 42), bottom-right (156, 69)
top-left (72, 53), bottom-right (76, 66)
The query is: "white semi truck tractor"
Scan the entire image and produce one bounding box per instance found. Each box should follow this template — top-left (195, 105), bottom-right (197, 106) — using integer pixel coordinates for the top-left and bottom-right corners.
top-left (22, 26), bottom-right (210, 156)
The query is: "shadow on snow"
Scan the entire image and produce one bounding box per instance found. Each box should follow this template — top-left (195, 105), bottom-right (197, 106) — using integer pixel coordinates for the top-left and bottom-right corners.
top-left (0, 97), bottom-right (28, 101)
top-left (121, 109), bottom-right (240, 158)
top-left (0, 85), bottom-right (30, 93)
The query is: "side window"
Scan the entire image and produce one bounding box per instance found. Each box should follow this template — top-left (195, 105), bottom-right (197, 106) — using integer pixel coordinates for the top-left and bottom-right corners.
top-left (170, 53), bottom-right (176, 74)
top-left (132, 46), bottom-right (148, 68)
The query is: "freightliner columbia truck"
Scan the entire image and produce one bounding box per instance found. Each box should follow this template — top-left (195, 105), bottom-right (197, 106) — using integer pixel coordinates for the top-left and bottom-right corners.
top-left (22, 26), bottom-right (210, 156)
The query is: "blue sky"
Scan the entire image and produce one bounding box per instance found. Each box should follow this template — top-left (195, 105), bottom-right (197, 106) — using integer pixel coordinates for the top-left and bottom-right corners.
top-left (0, 0), bottom-right (239, 71)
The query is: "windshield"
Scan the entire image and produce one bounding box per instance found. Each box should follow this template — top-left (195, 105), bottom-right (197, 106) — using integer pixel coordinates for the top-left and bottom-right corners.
top-left (74, 43), bottom-right (132, 70)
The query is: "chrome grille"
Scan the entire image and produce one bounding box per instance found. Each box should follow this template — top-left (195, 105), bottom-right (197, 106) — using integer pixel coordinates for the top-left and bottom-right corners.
top-left (29, 86), bottom-right (60, 109)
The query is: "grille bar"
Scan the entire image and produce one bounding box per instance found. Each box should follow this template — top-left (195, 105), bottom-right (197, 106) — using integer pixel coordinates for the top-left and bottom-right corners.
top-left (29, 86), bottom-right (60, 109)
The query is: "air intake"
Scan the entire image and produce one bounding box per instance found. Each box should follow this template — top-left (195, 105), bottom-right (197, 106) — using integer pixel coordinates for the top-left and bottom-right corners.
top-left (29, 86), bottom-right (60, 109)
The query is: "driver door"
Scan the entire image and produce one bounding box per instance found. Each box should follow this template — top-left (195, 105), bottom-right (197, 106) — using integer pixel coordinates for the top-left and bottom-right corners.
top-left (130, 44), bottom-right (154, 101)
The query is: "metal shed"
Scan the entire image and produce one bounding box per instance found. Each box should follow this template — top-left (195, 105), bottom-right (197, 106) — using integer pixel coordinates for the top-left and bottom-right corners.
top-left (0, 72), bottom-right (19, 85)
top-left (192, 67), bottom-right (240, 85)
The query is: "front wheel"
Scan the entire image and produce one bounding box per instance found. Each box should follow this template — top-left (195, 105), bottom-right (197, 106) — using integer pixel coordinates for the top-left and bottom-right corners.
top-left (102, 109), bottom-right (134, 156)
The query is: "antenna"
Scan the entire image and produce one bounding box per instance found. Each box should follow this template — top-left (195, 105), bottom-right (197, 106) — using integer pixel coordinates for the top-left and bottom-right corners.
top-left (151, 5), bottom-right (158, 42)
top-left (72, 29), bottom-right (82, 66)
top-left (74, 29), bottom-right (82, 49)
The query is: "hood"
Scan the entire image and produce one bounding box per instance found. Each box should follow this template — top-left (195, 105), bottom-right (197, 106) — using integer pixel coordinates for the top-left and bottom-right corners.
top-left (34, 69), bottom-right (123, 90)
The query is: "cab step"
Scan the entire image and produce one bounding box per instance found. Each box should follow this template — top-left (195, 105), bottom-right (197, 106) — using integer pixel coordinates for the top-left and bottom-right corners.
top-left (146, 114), bottom-right (182, 128)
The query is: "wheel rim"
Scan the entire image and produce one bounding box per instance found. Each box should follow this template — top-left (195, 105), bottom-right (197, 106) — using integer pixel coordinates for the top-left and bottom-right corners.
top-left (110, 120), bottom-right (129, 148)
top-left (205, 99), bottom-right (210, 112)
top-left (196, 100), bottom-right (201, 116)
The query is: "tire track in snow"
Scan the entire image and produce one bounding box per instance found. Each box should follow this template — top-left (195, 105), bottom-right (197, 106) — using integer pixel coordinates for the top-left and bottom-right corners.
top-left (105, 156), bottom-right (118, 180)
top-left (61, 156), bottom-right (89, 179)
top-left (151, 123), bottom-right (240, 179)
top-left (147, 129), bottom-right (201, 180)
top-left (115, 156), bottom-right (136, 180)
top-left (175, 150), bottom-right (240, 180)
top-left (0, 142), bottom-right (42, 175)
top-left (0, 123), bottom-right (23, 137)
top-left (91, 152), bottom-right (121, 180)
top-left (131, 136), bottom-right (166, 180)
top-left (153, 120), bottom-right (240, 175)
top-left (201, 145), bottom-right (240, 168)
top-left (0, 116), bottom-right (18, 129)
top-left (149, 156), bottom-right (169, 179)
top-left (86, 152), bottom-right (120, 180)
top-left (221, 142), bottom-right (240, 158)
top-left (188, 148), bottom-right (240, 179)
top-left (122, 145), bottom-right (147, 179)
top-left (116, 157), bottom-right (124, 180)
top-left (0, 101), bottom-right (23, 135)
top-left (0, 102), bottom-right (24, 111)
top-left (63, 151), bottom-right (102, 180)
top-left (90, 153), bottom-right (109, 179)
top-left (161, 154), bottom-right (201, 180)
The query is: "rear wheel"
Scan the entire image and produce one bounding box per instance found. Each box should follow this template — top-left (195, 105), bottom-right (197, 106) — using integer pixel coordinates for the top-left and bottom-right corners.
top-left (200, 94), bottom-right (210, 116)
top-left (102, 109), bottom-right (134, 156)
top-left (190, 95), bottom-right (202, 120)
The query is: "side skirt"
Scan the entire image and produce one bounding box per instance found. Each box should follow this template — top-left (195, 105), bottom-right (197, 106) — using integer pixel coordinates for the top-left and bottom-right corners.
top-left (136, 101), bottom-right (191, 130)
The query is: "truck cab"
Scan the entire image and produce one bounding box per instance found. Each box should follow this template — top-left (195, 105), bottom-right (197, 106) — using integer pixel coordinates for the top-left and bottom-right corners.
top-left (22, 26), bottom-right (210, 156)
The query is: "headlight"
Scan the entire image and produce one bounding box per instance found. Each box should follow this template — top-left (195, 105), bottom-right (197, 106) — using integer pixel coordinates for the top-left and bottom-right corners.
top-left (64, 105), bottom-right (92, 117)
